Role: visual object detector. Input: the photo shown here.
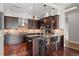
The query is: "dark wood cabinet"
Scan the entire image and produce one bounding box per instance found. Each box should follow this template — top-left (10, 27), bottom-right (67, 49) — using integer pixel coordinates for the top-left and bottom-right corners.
top-left (4, 16), bottom-right (18, 29)
top-left (37, 20), bottom-right (41, 29)
top-left (60, 35), bottom-right (64, 48)
top-left (27, 15), bottom-right (59, 29)
top-left (28, 19), bottom-right (38, 29)
top-left (53, 15), bottom-right (59, 29)
top-left (4, 15), bottom-right (59, 29)
top-left (39, 15), bottom-right (59, 29)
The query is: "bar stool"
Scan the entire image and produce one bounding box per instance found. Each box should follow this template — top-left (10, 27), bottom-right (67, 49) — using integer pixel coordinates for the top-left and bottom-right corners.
top-left (39, 37), bottom-right (48, 56)
top-left (55, 36), bottom-right (61, 51)
top-left (50, 36), bottom-right (61, 56)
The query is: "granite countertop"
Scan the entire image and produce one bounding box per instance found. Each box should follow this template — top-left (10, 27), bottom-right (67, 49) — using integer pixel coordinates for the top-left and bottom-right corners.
top-left (25, 33), bottom-right (63, 39)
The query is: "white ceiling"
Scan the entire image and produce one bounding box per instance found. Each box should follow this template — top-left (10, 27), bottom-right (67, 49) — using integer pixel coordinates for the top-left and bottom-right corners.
top-left (53, 3), bottom-right (71, 8)
top-left (3, 3), bottom-right (72, 18)
top-left (3, 3), bottom-right (53, 17)
top-left (65, 3), bottom-right (79, 14)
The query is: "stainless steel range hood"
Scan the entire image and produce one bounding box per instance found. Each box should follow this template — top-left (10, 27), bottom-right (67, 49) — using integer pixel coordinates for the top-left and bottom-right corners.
top-left (18, 18), bottom-right (25, 26)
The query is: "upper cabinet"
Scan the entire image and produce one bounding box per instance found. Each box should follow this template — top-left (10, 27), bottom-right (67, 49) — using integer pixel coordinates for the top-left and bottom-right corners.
top-left (4, 15), bottom-right (59, 29)
top-left (52, 15), bottom-right (59, 29)
top-left (40, 15), bottom-right (59, 29)
top-left (4, 16), bottom-right (32, 29)
top-left (28, 19), bottom-right (38, 29)
top-left (4, 16), bottom-right (18, 29)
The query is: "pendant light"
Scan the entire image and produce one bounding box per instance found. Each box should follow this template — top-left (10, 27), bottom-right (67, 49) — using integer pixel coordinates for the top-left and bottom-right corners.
top-left (50, 8), bottom-right (55, 29)
top-left (32, 3), bottom-right (35, 20)
top-left (51, 8), bottom-right (57, 16)
top-left (52, 19), bottom-right (55, 23)
top-left (50, 8), bottom-right (54, 16)
top-left (51, 8), bottom-right (55, 24)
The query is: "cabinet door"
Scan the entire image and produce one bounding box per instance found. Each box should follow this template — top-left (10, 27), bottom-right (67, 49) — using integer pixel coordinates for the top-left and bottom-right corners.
top-left (4, 16), bottom-right (18, 29)
top-left (28, 19), bottom-right (38, 29)
top-left (53, 15), bottom-right (59, 29)
top-left (37, 20), bottom-right (41, 29)
top-left (40, 16), bottom-right (59, 29)
top-left (32, 20), bottom-right (38, 29)
top-left (33, 39), bottom-right (39, 56)
top-left (60, 35), bottom-right (64, 48)
top-left (28, 20), bottom-right (33, 29)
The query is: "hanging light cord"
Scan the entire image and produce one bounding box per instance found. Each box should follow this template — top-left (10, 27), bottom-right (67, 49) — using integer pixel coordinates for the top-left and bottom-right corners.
top-left (44, 4), bottom-right (47, 23)
top-left (33, 3), bottom-right (35, 20)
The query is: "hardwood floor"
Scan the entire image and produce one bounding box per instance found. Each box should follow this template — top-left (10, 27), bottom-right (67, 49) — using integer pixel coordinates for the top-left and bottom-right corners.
top-left (46, 47), bottom-right (79, 56)
top-left (4, 42), bottom-right (79, 56)
top-left (4, 43), bottom-right (29, 56)
top-left (65, 48), bottom-right (79, 56)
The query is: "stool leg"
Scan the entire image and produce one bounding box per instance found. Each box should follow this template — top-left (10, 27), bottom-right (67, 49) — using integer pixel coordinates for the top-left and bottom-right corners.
top-left (56, 41), bottom-right (58, 52)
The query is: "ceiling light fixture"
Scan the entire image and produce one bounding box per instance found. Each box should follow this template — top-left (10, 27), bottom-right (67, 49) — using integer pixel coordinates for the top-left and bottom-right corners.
top-left (52, 20), bottom-right (55, 23)
top-left (50, 8), bottom-right (54, 16)
top-left (32, 3), bottom-right (36, 20)
top-left (44, 4), bottom-right (47, 23)
top-left (65, 6), bottom-right (77, 12)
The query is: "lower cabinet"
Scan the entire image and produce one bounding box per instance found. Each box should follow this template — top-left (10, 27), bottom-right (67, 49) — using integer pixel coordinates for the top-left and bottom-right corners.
top-left (33, 39), bottom-right (40, 56)
top-left (60, 35), bottom-right (64, 48)
top-left (24, 35), bottom-right (64, 56)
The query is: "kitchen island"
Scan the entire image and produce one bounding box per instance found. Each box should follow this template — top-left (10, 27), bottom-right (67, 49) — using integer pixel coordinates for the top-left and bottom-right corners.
top-left (4, 29), bottom-right (64, 56)
top-left (23, 29), bottom-right (64, 56)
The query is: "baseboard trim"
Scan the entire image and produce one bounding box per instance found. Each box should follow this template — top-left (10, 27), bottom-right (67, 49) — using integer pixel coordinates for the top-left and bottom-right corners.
top-left (67, 40), bottom-right (79, 51)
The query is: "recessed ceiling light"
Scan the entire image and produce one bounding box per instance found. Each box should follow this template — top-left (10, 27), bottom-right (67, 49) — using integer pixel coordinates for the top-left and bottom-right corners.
top-left (65, 6), bottom-right (77, 12)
